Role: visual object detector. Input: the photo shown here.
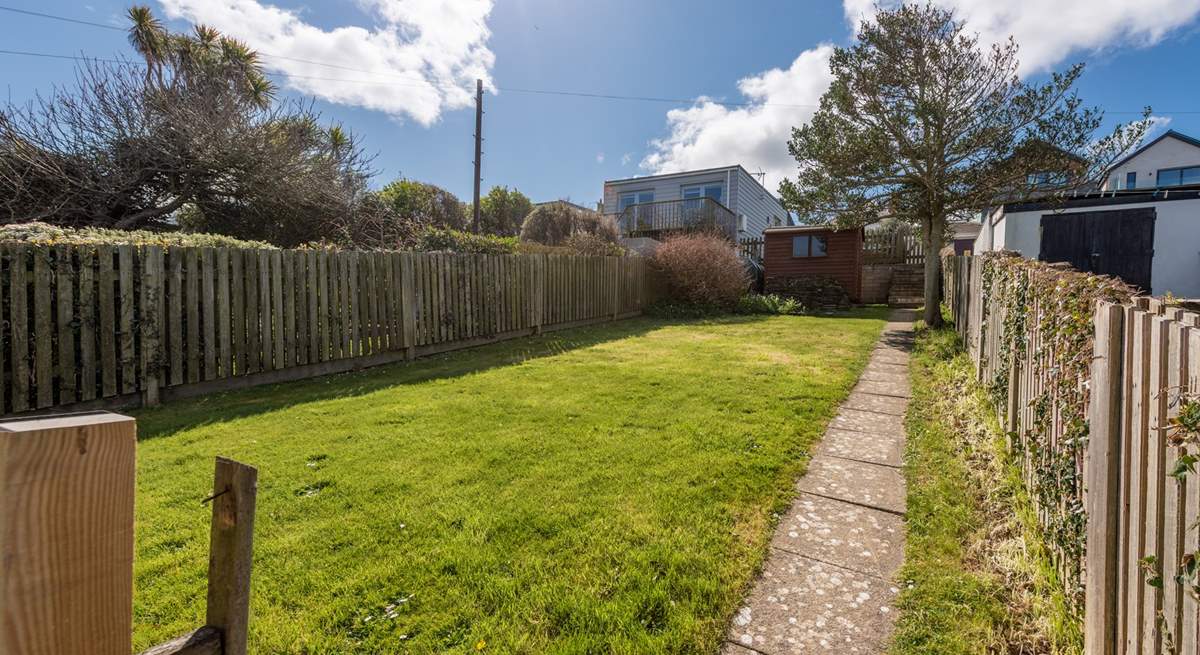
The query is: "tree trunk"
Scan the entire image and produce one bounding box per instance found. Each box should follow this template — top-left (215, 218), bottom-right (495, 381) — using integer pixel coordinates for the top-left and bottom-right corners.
top-left (922, 216), bottom-right (944, 327)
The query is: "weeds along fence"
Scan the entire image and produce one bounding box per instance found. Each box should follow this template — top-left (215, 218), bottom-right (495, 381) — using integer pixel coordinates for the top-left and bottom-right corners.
top-left (945, 253), bottom-right (1200, 655)
top-left (0, 245), bottom-right (651, 414)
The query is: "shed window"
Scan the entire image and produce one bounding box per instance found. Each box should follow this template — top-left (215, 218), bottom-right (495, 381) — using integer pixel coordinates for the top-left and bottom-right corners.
top-left (1126, 171), bottom-right (1137, 189)
top-left (792, 235), bottom-right (828, 258)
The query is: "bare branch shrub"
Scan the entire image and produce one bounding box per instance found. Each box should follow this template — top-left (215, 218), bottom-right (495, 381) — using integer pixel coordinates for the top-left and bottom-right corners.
top-left (651, 234), bottom-right (748, 309)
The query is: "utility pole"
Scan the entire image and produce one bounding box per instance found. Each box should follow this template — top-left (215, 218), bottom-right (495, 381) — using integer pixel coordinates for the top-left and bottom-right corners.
top-left (472, 78), bottom-right (483, 234)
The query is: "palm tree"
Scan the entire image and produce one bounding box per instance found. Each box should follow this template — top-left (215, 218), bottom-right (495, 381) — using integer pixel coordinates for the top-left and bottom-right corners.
top-left (126, 6), bottom-right (166, 84)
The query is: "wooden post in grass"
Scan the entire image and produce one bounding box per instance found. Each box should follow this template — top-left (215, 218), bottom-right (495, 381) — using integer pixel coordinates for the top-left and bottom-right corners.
top-left (0, 411), bottom-right (137, 655)
top-left (136, 456), bottom-right (258, 655)
top-left (205, 457), bottom-right (258, 655)
top-left (1085, 301), bottom-right (1125, 655)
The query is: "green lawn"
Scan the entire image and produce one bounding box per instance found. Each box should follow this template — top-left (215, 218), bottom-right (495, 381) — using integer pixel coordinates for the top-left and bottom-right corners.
top-left (131, 310), bottom-right (887, 654)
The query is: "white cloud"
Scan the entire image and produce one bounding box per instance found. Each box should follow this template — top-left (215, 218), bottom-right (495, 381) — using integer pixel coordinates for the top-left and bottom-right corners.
top-left (846, 0), bottom-right (1200, 74)
top-left (157, 0), bottom-right (495, 125)
top-left (620, 153), bottom-right (632, 166)
top-left (640, 46), bottom-right (832, 193)
top-left (1146, 115), bottom-right (1174, 139)
top-left (644, 0), bottom-right (1200, 194)
top-left (595, 152), bottom-right (605, 164)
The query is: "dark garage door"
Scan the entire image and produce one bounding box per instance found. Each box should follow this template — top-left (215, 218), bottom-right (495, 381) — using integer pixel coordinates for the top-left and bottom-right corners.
top-left (1039, 208), bottom-right (1155, 292)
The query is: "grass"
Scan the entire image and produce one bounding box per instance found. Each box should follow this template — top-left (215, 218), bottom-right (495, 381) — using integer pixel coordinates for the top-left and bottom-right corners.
top-left (131, 309), bottom-right (888, 654)
top-left (889, 318), bottom-right (1082, 655)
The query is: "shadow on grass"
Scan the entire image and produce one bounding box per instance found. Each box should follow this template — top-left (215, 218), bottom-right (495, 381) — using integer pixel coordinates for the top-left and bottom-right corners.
top-left (133, 308), bottom-right (890, 441)
top-left (133, 315), bottom-right (750, 440)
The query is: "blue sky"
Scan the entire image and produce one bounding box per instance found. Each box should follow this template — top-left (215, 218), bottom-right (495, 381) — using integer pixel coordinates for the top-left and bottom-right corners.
top-left (3, 0), bottom-right (1200, 208)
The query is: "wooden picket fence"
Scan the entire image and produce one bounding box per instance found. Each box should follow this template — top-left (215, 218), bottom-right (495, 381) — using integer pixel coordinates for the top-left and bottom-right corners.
top-left (864, 223), bottom-right (923, 265)
top-left (0, 245), bottom-right (651, 414)
top-left (945, 254), bottom-right (1200, 655)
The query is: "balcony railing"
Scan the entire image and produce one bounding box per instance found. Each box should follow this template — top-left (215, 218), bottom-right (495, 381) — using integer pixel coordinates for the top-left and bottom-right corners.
top-left (616, 197), bottom-right (738, 241)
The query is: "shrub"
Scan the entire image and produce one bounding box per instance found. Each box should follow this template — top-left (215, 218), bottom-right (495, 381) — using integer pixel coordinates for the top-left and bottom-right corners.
top-left (0, 221), bottom-right (276, 249)
top-left (735, 293), bottom-right (803, 315)
top-left (561, 233), bottom-right (626, 257)
top-left (415, 227), bottom-right (518, 254)
top-left (645, 300), bottom-right (728, 319)
top-left (651, 233), bottom-right (748, 309)
top-left (520, 203), bottom-right (619, 246)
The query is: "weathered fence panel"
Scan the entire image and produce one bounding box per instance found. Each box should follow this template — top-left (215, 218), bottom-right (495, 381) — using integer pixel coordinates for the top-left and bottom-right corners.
top-left (944, 254), bottom-right (1200, 654)
top-left (0, 247), bottom-right (652, 414)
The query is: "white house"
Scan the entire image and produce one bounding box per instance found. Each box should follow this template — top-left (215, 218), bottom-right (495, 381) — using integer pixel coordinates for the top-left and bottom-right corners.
top-left (974, 130), bottom-right (1200, 297)
top-left (601, 165), bottom-right (788, 241)
top-left (1103, 130), bottom-right (1200, 191)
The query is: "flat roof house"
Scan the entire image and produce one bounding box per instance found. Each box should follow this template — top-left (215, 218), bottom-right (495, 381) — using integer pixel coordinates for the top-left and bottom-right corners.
top-left (602, 165), bottom-right (788, 242)
top-left (974, 130), bottom-right (1200, 296)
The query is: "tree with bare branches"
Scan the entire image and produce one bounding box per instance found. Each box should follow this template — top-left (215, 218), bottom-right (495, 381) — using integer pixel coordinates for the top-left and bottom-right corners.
top-left (780, 3), bottom-right (1150, 326)
top-left (0, 5), bottom-right (383, 247)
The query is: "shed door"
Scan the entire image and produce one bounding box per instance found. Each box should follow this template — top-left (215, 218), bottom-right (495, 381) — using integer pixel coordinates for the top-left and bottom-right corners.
top-left (1039, 208), bottom-right (1155, 292)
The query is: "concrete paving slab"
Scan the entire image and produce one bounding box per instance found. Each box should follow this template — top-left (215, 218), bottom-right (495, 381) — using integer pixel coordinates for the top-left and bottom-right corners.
top-left (859, 369), bottom-right (910, 384)
top-left (818, 427), bottom-right (904, 467)
top-left (870, 349), bottom-right (910, 365)
top-left (841, 391), bottom-right (908, 416)
top-left (771, 493), bottom-right (906, 578)
top-left (728, 553), bottom-right (899, 654)
top-left (854, 379), bottom-right (912, 399)
top-left (724, 310), bottom-right (913, 655)
top-left (830, 408), bottom-right (905, 434)
top-left (797, 456), bottom-right (906, 514)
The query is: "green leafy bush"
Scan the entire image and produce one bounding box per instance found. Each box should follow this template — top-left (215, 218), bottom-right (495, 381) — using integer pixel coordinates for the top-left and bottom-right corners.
top-left (735, 293), bottom-right (803, 315)
top-left (415, 227), bottom-right (518, 254)
top-left (0, 221), bottom-right (276, 249)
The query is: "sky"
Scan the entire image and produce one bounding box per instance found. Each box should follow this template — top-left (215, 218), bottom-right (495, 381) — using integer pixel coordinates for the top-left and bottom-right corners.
top-left (3, 0), bottom-right (1200, 209)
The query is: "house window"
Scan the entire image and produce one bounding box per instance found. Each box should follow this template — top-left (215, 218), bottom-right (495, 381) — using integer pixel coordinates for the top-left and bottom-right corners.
top-left (1126, 172), bottom-right (1137, 189)
top-left (1156, 166), bottom-right (1200, 188)
top-left (681, 183), bottom-right (723, 204)
top-left (1027, 171), bottom-right (1067, 187)
top-left (792, 235), bottom-right (828, 258)
top-left (618, 190), bottom-right (654, 212)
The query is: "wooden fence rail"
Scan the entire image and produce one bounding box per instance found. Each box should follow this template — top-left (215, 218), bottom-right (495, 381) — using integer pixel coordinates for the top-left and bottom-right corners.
top-left (0, 246), bottom-right (651, 414)
top-left (944, 254), bottom-right (1200, 655)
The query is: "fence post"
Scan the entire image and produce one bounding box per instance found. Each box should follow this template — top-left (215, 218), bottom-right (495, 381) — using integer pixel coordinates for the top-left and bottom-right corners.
top-left (0, 411), bottom-right (137, 655)
top-left (1085, 301), bottom-right (1126, 655)
top-left (533, 254), bottom-right (545, 335)
top-left (400, 252), bottom-right (416, 359)
top-left (206, 457), bottom-right (258, 655)
top-left (141, 245), bottom-right (163, 406)
top-left (610, 257), bottom-right (619, 321)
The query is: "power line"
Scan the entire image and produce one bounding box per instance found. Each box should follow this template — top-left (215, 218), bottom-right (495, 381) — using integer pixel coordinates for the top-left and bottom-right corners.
top-left (0, 5), bottom-right (123, 31)
top-left (0, 5), bottom-right (1198, 115)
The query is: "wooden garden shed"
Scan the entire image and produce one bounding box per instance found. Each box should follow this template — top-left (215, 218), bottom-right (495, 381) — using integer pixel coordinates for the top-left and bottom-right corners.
top-left (762, 225), bottom-right (864, 302)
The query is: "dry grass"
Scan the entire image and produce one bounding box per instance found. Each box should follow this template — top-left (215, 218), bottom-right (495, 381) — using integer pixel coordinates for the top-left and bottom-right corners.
top-left (892, 321), bottom-right (1079, 654)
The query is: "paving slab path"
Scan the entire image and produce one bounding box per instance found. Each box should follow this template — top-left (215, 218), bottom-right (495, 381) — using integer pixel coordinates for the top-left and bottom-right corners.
top-left (722, 310), bottom-right (915, 655)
